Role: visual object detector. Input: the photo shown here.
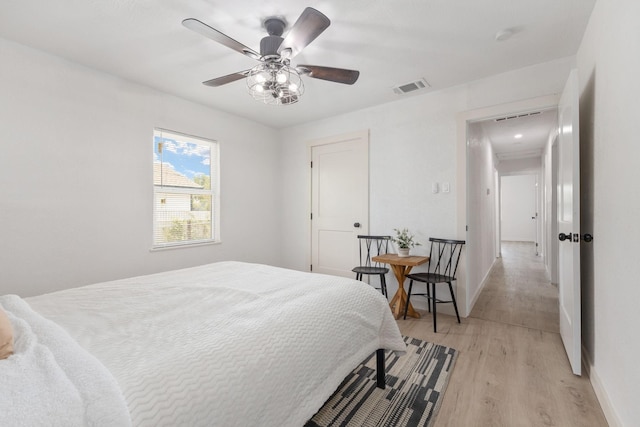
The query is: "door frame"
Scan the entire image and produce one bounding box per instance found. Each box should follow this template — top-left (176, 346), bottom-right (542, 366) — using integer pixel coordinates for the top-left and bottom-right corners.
top-left (456, 95), bottom-right (560, 316)
top-left (308, 130), bottom-right (370, 274)
top-left (548, 138), bottom-right (560, 284)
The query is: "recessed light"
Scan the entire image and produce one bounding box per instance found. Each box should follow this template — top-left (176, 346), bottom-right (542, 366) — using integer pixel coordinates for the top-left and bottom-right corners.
top-left (514, 134), bottom-right (523, 139)
top-left (495, 28), bottom-right (514, 41)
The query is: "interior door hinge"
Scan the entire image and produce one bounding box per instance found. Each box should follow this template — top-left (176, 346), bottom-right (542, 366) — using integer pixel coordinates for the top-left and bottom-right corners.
top-left (310, 264), bottom-right (313, 272)
top-left (310, 161), bottom-right (313, 168)
top-left (310, 213), bottom-right (313, 220)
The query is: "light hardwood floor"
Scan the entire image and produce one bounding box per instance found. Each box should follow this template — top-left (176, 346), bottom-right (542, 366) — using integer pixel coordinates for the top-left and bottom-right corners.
top-left (396, 242), bottom-right (607, 426)
top-left (471, 242), bottom-right (559, 333)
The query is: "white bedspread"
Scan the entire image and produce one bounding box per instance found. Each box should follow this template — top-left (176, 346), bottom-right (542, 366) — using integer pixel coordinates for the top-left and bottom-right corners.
top-left (0, 295), bottom-right (131, 427)
top-left (25, 261), bottom-right (406, 427)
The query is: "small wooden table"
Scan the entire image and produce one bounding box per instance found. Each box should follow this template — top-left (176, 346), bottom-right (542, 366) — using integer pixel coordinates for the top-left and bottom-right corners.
top-left (372, 253), bottom-right (429, 320)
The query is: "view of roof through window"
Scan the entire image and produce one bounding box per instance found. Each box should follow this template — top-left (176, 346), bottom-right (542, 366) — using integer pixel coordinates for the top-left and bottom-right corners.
top-left (153, 132), bottom-right (211, 188)
top-left (153, 129), bottom-right (218, 247)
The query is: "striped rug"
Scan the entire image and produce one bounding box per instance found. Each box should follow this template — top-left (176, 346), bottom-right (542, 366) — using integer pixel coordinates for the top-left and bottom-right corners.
top-left (306, 336), bottom-right (458, 427)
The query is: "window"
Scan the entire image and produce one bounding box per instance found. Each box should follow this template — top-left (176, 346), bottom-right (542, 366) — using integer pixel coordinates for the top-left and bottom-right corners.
top-left (153, 129), bottom-right (219, 248)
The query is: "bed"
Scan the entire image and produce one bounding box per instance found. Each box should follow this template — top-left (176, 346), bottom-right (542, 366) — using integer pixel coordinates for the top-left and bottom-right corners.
top-left (0, 261), bottom-right (406, 426)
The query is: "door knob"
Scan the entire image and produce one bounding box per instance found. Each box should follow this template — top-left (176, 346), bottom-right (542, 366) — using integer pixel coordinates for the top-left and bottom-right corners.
top-left (353, 222), bottom-right (361, 228)
top-left (558, 232), bottom-right (572, 241)
top-left (582, 233), bottom-right (593, 243)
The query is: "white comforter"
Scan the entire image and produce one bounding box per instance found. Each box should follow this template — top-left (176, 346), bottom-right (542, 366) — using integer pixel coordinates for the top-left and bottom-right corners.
top-left (22, 261), bottom-right (406, 427)
top-left (0, 295), bottom-right (131, 427)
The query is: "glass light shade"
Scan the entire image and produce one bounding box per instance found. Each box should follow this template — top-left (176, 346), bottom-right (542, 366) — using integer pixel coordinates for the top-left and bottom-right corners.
top-left (276, 72), bottom-right (287, 84)
top-left (247, 62), bottom-right (304, 105)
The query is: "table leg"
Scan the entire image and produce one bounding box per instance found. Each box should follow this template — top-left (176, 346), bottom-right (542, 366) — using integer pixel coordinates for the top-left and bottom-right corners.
top-left (388, 265), bottom-right (421, 319)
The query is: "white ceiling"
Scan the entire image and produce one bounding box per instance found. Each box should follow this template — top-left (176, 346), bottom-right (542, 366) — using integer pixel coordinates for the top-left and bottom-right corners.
top-left (477, 108), bottom-right (558, 161)
top-left (0, 0), bottom-right (594, 150)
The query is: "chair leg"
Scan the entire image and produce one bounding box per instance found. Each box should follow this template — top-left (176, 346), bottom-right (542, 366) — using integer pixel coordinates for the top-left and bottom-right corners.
top-left (449, 282), bottom-right (461, 323)
top-left (431, 282), bottom-right (437, 333)
top-left (426, 282), bottom-right (432, 313)
top-left (380, 274), bottom-right (388, 299)
top-left (404, 280), bottom-right (414, 320)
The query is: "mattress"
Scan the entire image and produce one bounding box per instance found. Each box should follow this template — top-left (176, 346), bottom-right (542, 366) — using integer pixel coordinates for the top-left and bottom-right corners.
top-left (7, 261), bottom-right (406, 426)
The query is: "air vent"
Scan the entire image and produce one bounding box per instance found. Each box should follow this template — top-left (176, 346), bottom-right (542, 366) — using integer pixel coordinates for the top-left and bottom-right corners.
top-left (494, 111), bottom-right (541, 122)
top-left (393, 78), bottom-right (430, 95)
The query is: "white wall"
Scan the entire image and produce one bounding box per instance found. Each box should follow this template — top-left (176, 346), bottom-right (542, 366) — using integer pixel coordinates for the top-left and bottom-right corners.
top-left (497, 157), bottom-right (542, 175)
top-left (280, 57), bottom-right (575, 315)
top-left (500, 174), bottom-right (537, 242)
top-left (0, 38), bottom-right (282, 297)
top-left (543, 133), bottom-right (559, 284)
top-left (280, 89), bottom-right (459, 309)
top-left (465, 122), bottom-right (498, 312)
top-left (576, 0), bottom-right (640, 425)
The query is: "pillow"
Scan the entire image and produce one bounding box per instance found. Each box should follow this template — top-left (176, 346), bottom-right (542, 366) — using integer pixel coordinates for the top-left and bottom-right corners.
top-left (0, 306), bottom-right (14, 359)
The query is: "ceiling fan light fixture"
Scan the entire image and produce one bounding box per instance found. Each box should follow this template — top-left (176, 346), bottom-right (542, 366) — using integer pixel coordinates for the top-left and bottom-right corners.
top-left (184, 8), bottom-right (358, 103)
top-left (276, 72), bottom-right (288, 84)
top-left (247, 62), bottom-right (304, 105)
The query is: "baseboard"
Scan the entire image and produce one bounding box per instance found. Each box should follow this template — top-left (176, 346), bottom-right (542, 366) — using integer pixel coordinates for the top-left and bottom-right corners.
top-left (582, 344), bottom-right (622, 427)
top-left (466, 257), bottom-right (498, 314)
top-left (411, 257), bottom-right (496, 318)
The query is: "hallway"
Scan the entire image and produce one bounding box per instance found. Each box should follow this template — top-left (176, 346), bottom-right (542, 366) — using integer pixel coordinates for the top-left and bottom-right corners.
top-left (470, 241), bottom-right (559, 332)
top-left (397, 240), bottom-right (607, 426)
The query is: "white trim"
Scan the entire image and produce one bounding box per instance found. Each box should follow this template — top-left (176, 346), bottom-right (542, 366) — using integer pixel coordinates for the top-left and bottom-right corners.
top-left (582, 345), bottom-right (622, 427)
top-left (416, 257), bottom-right (497, 318)
top-left (149, 240), bottom-right (221, 252)
top-left (467, 257), bottom-right (498, 314)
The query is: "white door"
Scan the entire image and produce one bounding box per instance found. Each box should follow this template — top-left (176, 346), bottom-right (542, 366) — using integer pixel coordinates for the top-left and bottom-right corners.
top-left (557, 69), bottom-right (581, 375)
top-left (500, 174), bottom-right (536, 242)
top-left (310, 130), bottom-right (369, 277)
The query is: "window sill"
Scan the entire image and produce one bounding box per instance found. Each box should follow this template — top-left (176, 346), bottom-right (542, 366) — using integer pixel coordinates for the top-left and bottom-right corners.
top-left (150, 240), bottom-right (221, 252)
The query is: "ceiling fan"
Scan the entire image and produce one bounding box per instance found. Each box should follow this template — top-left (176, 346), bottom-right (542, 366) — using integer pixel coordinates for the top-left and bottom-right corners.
top-left (182, 7), bottom-right (360, 105)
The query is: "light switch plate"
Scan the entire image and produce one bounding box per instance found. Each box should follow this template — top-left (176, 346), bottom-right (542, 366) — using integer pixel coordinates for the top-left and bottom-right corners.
top-left (442, 182), bottom-right (450, 193)
top-left (432, 182), bottom-right (439, 193)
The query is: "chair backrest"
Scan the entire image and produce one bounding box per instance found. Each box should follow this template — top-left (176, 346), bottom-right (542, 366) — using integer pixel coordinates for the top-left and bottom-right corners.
top-left (356, 235), bottom-right (391, 268)
top-left (427, 238), bottom-right (466, 280)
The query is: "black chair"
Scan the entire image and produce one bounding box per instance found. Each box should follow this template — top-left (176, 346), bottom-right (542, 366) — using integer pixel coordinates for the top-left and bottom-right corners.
top-left (404, 238), bottom-right (465, 332)
top-left (352, 235), bottom-right (391, 298)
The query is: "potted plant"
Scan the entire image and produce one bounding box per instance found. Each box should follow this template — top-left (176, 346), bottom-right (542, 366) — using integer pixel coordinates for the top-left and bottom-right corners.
top-left (392, 228), bottom-right (421, 257)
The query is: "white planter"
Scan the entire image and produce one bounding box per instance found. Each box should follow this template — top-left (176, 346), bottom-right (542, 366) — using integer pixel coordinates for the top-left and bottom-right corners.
top-left (397, 248), bottom-right (410, 257)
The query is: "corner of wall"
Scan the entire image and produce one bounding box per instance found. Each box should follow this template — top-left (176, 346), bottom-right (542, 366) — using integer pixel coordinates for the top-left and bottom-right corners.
top-left (467, 256), bottom-right (498, 314)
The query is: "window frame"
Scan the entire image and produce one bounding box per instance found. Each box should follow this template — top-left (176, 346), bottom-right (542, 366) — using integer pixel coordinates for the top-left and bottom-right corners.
top-left (152, 128), bottom-right (220, 250)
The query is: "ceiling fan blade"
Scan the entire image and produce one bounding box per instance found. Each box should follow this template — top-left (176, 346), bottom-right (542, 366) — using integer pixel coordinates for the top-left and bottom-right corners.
top-left (296, 65), bottom-right (360, 85)
top-left (182, 18), bottom-right (260, 60)
top-left (277, 7), bottom-right (330, 59)
top-left (203, 70), bottom-right (251, 87)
